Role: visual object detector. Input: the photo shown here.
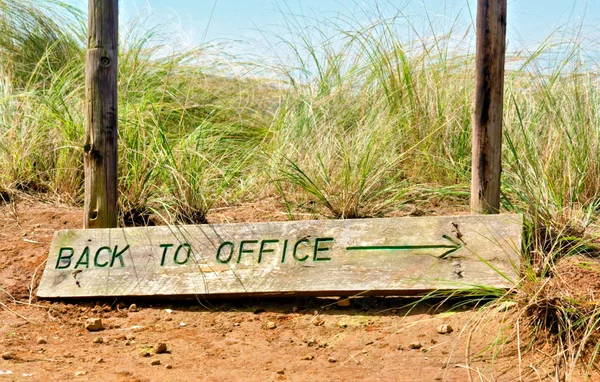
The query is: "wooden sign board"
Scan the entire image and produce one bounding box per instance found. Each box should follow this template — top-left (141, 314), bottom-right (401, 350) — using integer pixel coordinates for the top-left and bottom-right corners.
top-left (37, 215), bottom-right (522, 298)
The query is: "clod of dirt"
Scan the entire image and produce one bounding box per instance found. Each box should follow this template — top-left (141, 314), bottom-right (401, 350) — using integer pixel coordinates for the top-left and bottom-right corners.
top-left (129, 304), bottom-right (138, 312)
top-left (328, 357), bottom-right (337, 363)
top-left (1, 351), bottom-right (16, 360)
top-left (266, 321), bottom-right (277, 330)
top-left (85, 318), bottom-right (104, 332)
top-left (336, 298), bottom-right (351, 307)
top-left (165, 364), bottom-right (173, 369)
top-left (126, 334), bottom-right (135, 341)
top-left (150, 360), bottom-right (161, 366)
top-left (92, 337), bottom-right (104, 344)
top-left (436, 324), bottom-right (453, 334)
top-left (277, 370), bottom-right (285, 375)
top-left (37, 337), bottom-right (47, 345)
top-left (74, 371), bottom-right (87, 376)
top-left (153, 342), bottom-right (168, 354)
top-left (117, 311), bottom-right (128, 318)
top-left (305, 338), bottom-right (317, 347)
top-left (408, 342), bottom-right (422, 350)
top-left (301, 354), bottom-right (314, 360)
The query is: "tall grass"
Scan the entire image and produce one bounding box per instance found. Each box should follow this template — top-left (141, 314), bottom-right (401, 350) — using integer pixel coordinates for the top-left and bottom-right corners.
top-left (0, 0), bottom-right (274, 221)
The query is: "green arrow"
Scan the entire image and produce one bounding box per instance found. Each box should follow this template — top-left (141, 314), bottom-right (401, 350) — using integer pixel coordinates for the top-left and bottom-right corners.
top-left (346, 234), bottom-right (462, 259)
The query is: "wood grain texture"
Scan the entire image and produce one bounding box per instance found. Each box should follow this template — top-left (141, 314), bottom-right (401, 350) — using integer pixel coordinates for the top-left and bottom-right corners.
top-left (471, 0), bottom-right (507, 214)
top-left (37, 215), bottom-right (522, 298)
top-left (84, 0), bottom-right (118, 228)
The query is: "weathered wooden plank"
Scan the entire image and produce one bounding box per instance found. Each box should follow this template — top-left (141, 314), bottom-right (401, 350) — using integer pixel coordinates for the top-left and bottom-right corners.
top-left (37, 215), bottom-right (522, 298)
top-left (471, 0), bottom-right (507, 214)
top-left (84, 0), bottom-right (119, 228)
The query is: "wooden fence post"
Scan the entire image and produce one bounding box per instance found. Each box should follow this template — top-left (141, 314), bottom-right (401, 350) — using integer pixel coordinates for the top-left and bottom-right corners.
top-left (470, 0), bottom-right (507, 214)
top-left (84, 0), bottom-right (118, 228)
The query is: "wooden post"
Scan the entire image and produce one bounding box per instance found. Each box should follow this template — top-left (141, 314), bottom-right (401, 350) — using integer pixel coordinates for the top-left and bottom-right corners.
top-left (84, 0), bottom-right (118, 228)
top-left (470, 0), bottom-right (507, 214)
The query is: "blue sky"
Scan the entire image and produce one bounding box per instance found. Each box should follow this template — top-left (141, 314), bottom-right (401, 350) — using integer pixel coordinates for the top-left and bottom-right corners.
top-left (67, 0), bottom-right (600, 57)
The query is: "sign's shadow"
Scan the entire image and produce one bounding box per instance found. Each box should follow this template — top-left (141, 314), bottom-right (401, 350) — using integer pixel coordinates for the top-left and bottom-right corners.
top-left (54, 296), bottom-right (479, 318)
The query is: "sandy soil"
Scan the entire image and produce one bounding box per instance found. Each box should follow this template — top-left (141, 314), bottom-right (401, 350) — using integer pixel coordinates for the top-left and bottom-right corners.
top-left (0, 200), bottom-right (564, 381)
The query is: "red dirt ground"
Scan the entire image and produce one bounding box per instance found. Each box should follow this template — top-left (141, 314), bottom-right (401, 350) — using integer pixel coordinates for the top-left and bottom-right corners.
top-left (0, 200), bottom-right (571, 381)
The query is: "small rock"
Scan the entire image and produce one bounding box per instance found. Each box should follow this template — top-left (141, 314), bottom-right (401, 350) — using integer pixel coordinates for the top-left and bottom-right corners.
top-left (436, 324), bottom-right (453, 335)
top-left (85, 318), bottom-right (104, 332)
top-left (164, 309), bottom-right (173, 314)
top-left (153, 342), bottom-right (168, 354)
top-left (336, 298), bottom-right (351, 307)
top-left (126, 334), bottom-right (135, 341)
top-left (92, 337), bottom-right (104, 344)
top-left (408, 342), bottom-right (422, 350)
top-left (178, 322), bottom-right (186, 327)
top-left (64, 352), bottom-right (74, 358)
top-left (165, 364), bottom-right (173, 369)
top-left (276, 370), bottom-right (285, 375)
top-left (1, 351), bottom-right (16, 360)
top-left (327, 357), bottom-right (337, 363)
top-left (37, 337), bottom-right (47, 345)
top-left (96, 358), bottom-right (104, 364)
top-left (125, 341), bottom-right (132, 346)
top-left (129, 303), bottom-right (138, 312)
top-left (396, 345), bottom-right (404, 351)
top-left (150, 359), bottom-right (161, 366)
top-left (75, 371), bottom-right (87, 376)
top-left (312, 318), bottom-right (324, 326)
top-left (301, 354), bottom-right (314, 360)
top-left (266, 321), bottom-right (277, 330)
top-left (233, 323), bottom-right (240, 327)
